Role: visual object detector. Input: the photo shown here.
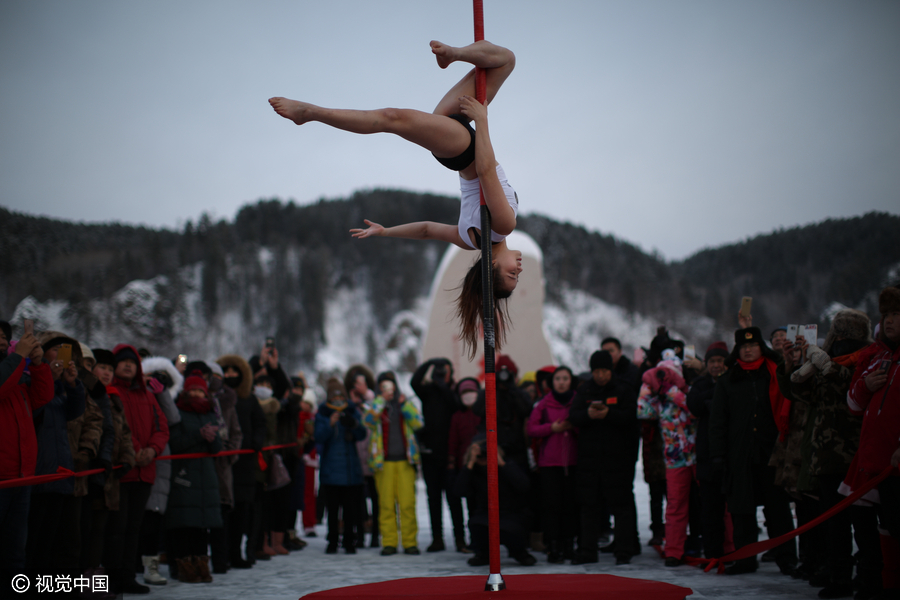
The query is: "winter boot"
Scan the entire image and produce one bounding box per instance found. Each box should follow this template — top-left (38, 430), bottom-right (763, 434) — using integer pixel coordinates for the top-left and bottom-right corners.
top-left (546, 541), bottom-right (564, 564)
top-left (271, 531), bottom-right (290, 555)
top-left (193, 555), bottom-right (213, 583)
top-left (530, 532), bottom-right (546, 553)
top-left (262, 533), bottom-right (278, 556)
top-left (141, 555), bottom-right (167, 585)
top-left (175, 557), bottom-right (201, 583)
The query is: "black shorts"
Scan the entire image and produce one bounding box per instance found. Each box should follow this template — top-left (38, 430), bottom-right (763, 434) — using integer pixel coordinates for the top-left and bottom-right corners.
top-left (432, 114), bottom-right (476, 171)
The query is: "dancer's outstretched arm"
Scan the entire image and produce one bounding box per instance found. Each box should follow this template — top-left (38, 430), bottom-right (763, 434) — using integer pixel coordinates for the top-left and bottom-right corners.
top-left (457, 96), bottom-right (516, 236)
top-left (351, 219), bottom-right (469, 249)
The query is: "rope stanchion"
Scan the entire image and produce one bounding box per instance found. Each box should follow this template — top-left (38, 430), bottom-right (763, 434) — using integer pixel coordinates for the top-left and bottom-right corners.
top-left (0, 442), bottom-right (300, 490)
top-left (700, 465), bottom-right (898, 574)
top-left (472, 0), bottom-right (504, 592)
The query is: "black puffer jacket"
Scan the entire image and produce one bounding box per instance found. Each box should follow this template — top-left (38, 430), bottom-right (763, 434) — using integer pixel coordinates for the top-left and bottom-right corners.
top-left (568, 377), bottom-right (638, 473)
top-left (411, 358), bottom-right (459, 462)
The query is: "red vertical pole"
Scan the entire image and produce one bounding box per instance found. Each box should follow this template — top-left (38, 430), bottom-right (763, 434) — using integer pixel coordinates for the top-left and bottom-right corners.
top-left (473, 0), bottom-right (505, 593)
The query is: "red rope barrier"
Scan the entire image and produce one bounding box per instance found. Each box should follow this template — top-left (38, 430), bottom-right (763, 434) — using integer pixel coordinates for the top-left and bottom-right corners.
top-left (0, 442), bottom-right (300, 490)
top-left (696, 466), bottom-right (898, 574)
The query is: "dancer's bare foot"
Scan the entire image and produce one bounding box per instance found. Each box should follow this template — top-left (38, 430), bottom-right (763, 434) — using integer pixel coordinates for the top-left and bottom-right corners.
top-left (430, 40), bottom-right (456, 69)
top-left (269, 97), bottom-right (314, 125)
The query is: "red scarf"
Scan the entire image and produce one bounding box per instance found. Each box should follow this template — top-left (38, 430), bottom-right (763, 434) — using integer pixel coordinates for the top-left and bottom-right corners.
top-left (832, 349), bottom-right (862, 368)
top-left (737, 357), bottom-right (791, 438)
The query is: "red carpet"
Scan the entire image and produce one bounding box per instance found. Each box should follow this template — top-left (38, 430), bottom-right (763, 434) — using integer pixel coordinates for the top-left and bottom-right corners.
top-left (300, 574), bottom-right (692, 599)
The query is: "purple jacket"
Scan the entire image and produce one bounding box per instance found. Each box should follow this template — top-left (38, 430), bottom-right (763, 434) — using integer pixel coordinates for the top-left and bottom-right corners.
top-left (526, 391), bottom-right (578, 467)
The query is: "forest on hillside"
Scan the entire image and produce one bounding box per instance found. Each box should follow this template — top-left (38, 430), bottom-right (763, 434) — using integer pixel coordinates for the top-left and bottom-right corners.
top-left (2, 197), bottom-right (898, 364)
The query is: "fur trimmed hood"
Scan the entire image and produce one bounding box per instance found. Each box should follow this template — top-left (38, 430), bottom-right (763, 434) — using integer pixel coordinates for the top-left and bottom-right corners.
top-left (37, 330), bottom-right (82, 365)
top-left (823, 309), bottom-right (872, 354)
top-left (216, 354), bottom-right (253, 399)
top-left (257, 396), bottom-right (281, 415)
top-left (141, 356), bottom-right (184, 397)
top-left (343, 364), bottom-right (375, 397)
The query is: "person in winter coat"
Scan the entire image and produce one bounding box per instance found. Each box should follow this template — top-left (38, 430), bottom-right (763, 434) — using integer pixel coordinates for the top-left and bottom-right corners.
top-left (344, 365), bottom-right (377, 548)
top-left (781, 309), bottom-right (872, 597)
top-left (84, 382), bottom-right (136, 574)
top-left (453, 438), bottom-right (536, 567)
top-left (364, 376), bottom-right (424, 556)
top-left (106, 344), bottom-right (169, 594)
top-left (165, 373), bottom-right (223, 584)
top-left (843, 287), bottom-right (900, 598)
top-left (709, 326), bottom-right (796, 576)
top-left (205, 361), bottom-right (244, 573)
top-left (217, 354), bottom-right (266, 569)
top-left (55, 339), bottom-right (106, 577)
top-left (471, 355), bottom-right (531, 470)
top-left (315, 378), bottom-right (367, 554)
top-left (685, 341), bottom-right (734, 560)
top-left (0, 328), bottom-right (53, 581)
top-left (602, 337), bottom-right (641, 393)
top-left (269, 372), bottom-right (302, 557)
top-left (637, 349), bottom-right (697, 566)
top-left (568, 350), bottom-right (640, 565)
top-left (138, 355), bottom-right (183, 585)
top-left (253, 374), bottom-right (289, 558)
top-left (447, 377), bottom-right (482, 553)
top-left (526, 366), bottom-right (578, 563)
top-left (26, 332), bottom-right (87, 574)
top-left (411, 357), bottom-right (460, 553)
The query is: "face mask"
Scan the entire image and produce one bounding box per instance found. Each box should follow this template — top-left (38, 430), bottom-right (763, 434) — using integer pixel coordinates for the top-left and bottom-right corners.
top-left (461, 391), bottom-right (478, 407)
top-left (208, 377), bottom-right (224, 394)
top-left (254, 386), bottom-right (273, 400)
top-left (224, 376), bottom-right (241, 389)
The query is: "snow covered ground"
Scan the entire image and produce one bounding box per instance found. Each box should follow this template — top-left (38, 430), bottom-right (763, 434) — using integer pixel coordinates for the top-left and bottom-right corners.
top-left (144, 465), bottom-right (826, 600)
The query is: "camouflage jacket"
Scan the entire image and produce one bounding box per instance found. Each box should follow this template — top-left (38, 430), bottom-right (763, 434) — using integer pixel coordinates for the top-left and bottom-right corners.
top-left (787, 361), bottom-right (861, 479)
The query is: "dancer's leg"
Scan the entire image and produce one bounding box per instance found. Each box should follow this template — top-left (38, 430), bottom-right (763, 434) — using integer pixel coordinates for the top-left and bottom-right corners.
top-left (269, 99), bottom-right (471, 158)
top-left (431, 40), bottom-right (515, 116)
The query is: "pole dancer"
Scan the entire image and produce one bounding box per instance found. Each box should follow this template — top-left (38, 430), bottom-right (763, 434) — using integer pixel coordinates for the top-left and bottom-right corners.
top-left (268, 38), bottom-right (521, 360)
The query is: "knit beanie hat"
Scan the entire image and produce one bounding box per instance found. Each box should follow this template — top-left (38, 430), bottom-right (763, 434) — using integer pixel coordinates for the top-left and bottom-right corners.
top-left (879, 286), bottom-right (900, 317)
top-left (326, 378), bottom-right (348, 401)
top-left (92, 348), bottom-right (115, 367)
top-left (79, 343), bottom-right (95, 364)
top-left (376, 371), bottom-right (397, 387)
top-left (114, 347), bottom-right (140, 365)
top-left (704, 341), bottom-right (729, 361)
top-left (207, 361), bottom-right (224, 377)
top-left (183, 373), bottom-right (209, 395)
top-left (496, 355), bottom-right (519, 378)
top-left (456, 378), bottom-right (480, 395)
top-left (589, 350), bottom-right (613, 371)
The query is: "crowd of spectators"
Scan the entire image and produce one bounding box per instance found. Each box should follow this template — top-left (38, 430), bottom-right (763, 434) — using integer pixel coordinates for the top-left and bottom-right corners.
top-left (0, 285), bottom-right (897, 599)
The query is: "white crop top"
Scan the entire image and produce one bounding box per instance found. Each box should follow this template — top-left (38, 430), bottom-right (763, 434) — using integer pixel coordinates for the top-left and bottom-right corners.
top-left (458, 164), bottom-right (519, 250)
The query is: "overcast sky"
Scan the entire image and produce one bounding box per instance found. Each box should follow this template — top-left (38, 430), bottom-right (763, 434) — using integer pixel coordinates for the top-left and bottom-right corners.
top-left (2, 1), bottom-right (898, 260)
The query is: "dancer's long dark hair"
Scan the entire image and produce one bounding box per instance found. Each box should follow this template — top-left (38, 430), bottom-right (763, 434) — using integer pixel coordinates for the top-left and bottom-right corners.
top-left (455, 257), bottom-right (512, 361)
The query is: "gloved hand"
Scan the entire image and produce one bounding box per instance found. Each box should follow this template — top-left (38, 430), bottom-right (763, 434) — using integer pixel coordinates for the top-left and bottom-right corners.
top-left (97, 458), bottom-right (113, 477)
top-left (339, 412), bottom-right (356, 430)
top-left (807, 345), bottom-right (833, 375)
top-left (113, 463), bottom-right (133, 479)
top-left (790, 360), bottom-right (818, 383)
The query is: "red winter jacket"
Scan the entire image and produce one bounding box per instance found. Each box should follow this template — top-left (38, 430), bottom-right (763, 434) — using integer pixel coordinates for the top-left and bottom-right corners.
top-left (0, 354), bottom-right (55, 480)
top-left (842, 338), bottom-right (900, 497)
top-left (111, 344), bottom-right (169, 484)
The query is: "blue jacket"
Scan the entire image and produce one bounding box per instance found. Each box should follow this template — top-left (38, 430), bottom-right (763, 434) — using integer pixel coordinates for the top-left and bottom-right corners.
top-left (315, 403), bottom-right (366, 486)
top-left (33, 378), bottom-right (86, 494)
